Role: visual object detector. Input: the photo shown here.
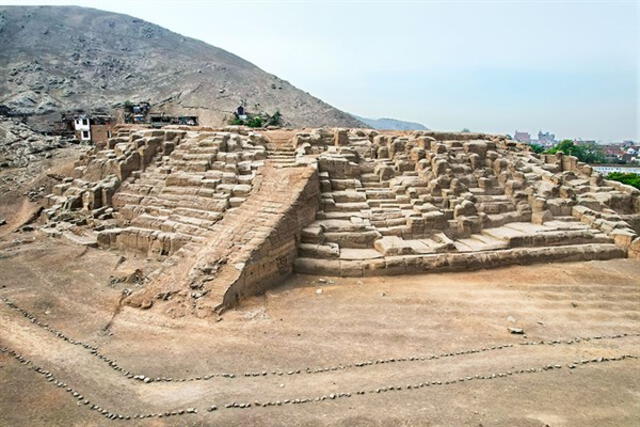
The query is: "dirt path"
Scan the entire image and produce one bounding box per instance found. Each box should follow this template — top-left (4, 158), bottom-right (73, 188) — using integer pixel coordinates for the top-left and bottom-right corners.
top-left (0, 237), bottom-right (639, 425)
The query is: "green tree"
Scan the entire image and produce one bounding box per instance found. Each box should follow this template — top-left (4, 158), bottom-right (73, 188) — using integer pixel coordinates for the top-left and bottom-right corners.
top-left (545, 139), bottom-right (605, 164)
top-left (529, 143), bottom-right (545, 154)
top-left (266, 110), bottom-right (282, 127)
top-left (246, 116), bottom-right (264, 128)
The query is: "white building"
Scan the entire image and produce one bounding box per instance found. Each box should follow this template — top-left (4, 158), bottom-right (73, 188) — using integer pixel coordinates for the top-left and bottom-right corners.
top-left (73, 115), bottom-right (91, 141)
top-left (593, 165), bottom-right (640, 174)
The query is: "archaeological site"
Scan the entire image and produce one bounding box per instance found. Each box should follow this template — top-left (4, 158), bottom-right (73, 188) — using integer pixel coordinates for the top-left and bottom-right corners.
top-left (33, 126), bottom-right (640, 313)
top-left (1, 4), bottom-right (639, 426)
top-left (2, 124), bottom-right (639, 424)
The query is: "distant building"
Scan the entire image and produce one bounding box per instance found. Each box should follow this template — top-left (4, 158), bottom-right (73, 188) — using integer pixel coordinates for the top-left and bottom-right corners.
top-left (593, 165), bottom-right (640, 174)
top-left (514, 131), bottom-right (531, 143)
top-left (73, 114), bottom-right (114, 143)
top-left (148, 112), bottom-right (199, 128)
top-left (122, 102), bottom-right (151, 124)
top-left (537, 131), bottom-right (556, 144)
top-left (73, 115), bottom-right (91, 141)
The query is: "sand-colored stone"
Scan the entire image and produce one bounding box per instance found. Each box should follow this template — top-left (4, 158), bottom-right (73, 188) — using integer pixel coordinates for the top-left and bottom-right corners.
top-left (36, 126), bottom-right (640, 315)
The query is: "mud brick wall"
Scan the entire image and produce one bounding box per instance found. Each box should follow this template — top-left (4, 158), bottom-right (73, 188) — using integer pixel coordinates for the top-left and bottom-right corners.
top-left (222, 167), bottom-right (320, 307)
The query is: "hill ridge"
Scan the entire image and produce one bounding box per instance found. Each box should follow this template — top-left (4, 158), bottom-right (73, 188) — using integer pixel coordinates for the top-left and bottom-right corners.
top-left (0, 5), bottom-right (364, 129)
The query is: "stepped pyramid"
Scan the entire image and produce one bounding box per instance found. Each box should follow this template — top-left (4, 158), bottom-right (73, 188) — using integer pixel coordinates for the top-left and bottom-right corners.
top-left (39, 126), bottom-right (640, 316)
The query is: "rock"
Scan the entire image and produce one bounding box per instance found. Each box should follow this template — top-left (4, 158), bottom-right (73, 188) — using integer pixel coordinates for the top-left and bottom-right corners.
top-left (508, 327), bottom-right (524, 334)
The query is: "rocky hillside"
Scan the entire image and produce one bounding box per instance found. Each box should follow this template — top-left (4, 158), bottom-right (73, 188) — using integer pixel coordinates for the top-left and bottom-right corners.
top-left (0, 116), bottom-right (70, 168)
top-left (0, 6), bottom-right (364, 129)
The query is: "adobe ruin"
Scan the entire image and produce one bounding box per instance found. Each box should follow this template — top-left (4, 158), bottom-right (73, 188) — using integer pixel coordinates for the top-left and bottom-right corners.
top-left (38, 126), bottom-right (640, 316)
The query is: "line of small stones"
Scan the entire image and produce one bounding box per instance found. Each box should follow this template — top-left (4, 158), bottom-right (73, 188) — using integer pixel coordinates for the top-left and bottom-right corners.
top-left (2, 296), bottom-right (639, 384)
top-left (1, 344), bottom-right (636, 421)
top-left (0, 346), bottom-right (197, 421)
top-left (215, 353), bottom-right (639, 411)
top-left (0, 296), bottom-right (236, 381)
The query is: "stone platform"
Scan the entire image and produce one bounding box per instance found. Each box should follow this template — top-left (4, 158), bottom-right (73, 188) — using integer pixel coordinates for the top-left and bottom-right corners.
top-left (37, 126), bottom-right (640, 314)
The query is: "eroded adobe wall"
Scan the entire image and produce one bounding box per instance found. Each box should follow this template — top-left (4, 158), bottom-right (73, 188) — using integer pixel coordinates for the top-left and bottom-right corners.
top-left (222, 166), bottom-right (320, 308)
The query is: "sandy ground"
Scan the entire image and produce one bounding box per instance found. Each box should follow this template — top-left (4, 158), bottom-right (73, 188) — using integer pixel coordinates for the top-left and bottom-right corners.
top-left (0, 234), bottom-right (639, 426)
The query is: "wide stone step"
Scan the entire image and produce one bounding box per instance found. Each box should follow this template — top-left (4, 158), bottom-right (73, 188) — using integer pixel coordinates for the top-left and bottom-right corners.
top-left (267, 154), bottom-right (295, 159)
top-left (330, 190), bottom-right (367, 203)
top-left (454, 234), bottom-right (509, 252)
top-left (160, 185), bottom-right (227, 199)
top-left (330, 202), bottom-right (370, 212)
top-left (315, 210), bottom-right (363, 220)
top-left (483, 211), bottom-right (530, 228)
top-left (361, 183), bottom-right (389, 189)
top-left (140, 194), bottom-right (229, 212)
top-left (128, 214), bottom-right (209, 237)
top-left (367, 199), bottom-right (400, 208)
top-left (294, 243), bottom-right (625, 277)
top-left (365, 189), bottom-right (396, 200)
top-left (112, 191), bottom-right (145, 208)
top-left (481, 223), bottom-right (613, 248)
top-left (172, 207), bottom-right (223, 222)
top-left (167, 214), bottom-right (217, 229)
top-left (298, 242), bottom-right (340, 259)
top-left (120, 183), bottom-right (159, 195)
top-left (477, 201), bottom-right (516, 214)
top-left (360, 173), bottom-right (380, 183)
top-left (169, 159), bottom-right (211, 172)
top-left (323, 229), bottom-right (381, 249)
top-left (370, 217), bottom-right (407, 227)
top-left (179, 153), bottom-right (216, 162)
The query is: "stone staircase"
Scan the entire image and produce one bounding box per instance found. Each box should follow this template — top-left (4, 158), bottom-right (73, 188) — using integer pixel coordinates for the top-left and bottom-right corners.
top-left (125, 161), bottom-right (320, 316)
top-left (267, 146), bottom-right (297, 168)
top-left (42, 128), bottom-right (184, 222)
top-left (264, 130), bottom-right (298, 168)
top-left (97, 131), bottom-right (266, 256)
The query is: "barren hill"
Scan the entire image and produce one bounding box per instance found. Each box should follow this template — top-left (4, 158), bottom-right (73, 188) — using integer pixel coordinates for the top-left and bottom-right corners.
top-left (352, 114), bottom-right (428, 131)
top-left (0, 6), bottom-right (364, 128)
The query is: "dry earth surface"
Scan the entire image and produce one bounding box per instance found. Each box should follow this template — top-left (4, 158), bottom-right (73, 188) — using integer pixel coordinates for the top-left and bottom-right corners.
top-left (0, 233), bottom-right (638, 426)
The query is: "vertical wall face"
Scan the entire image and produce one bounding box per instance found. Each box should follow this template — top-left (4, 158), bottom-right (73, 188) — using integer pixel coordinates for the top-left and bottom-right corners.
top-left (89, 124), bottom-right (114, 144)
top-left (223, 167), bottom-right (320, 307)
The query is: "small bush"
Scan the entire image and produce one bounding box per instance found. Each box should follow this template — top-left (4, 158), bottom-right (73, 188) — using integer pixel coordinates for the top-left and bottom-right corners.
top-left (246, 116), bottom-right (264, 128)
top-left (529, 144), bottom-right (545, 154)
top-left (266, 110), bottom-right (282, 127)
top-left (606, 172), bottom-right (640, 189)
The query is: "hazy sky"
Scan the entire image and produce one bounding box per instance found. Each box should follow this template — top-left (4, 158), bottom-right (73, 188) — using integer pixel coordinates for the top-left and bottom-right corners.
top-left (5, 0), bottom-right (639, 141)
